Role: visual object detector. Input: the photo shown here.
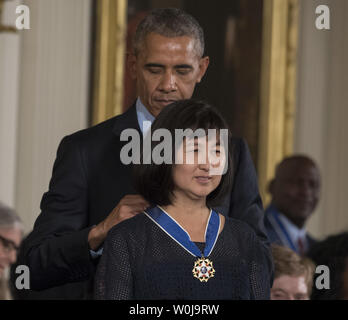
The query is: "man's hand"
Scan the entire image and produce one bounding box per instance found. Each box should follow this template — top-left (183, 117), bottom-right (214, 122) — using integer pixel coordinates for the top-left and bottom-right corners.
top-left (88, 195), bottom-right (149, 251)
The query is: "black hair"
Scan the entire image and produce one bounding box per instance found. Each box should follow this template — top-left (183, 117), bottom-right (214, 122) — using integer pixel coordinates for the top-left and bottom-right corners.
top-left (133, 8), bottom-right (205, 57)
top-left (133, 99), bottom-right (233, 208)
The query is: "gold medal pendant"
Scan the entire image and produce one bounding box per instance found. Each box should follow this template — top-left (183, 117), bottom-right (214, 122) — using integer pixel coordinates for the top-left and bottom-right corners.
top-left (192, 257), bottom-right (215, 282)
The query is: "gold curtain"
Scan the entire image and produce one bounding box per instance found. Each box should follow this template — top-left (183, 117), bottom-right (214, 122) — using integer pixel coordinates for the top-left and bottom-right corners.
top-left (258, 0), bottom-right (299, 204)
top-left (92, 0), bottom-right (127, 125)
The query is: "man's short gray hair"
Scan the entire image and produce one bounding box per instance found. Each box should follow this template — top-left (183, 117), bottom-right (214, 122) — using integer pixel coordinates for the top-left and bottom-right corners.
top-left (133, 8), bottom-right (205, 57)
top-left (0, 202), bottom-right (23, 230)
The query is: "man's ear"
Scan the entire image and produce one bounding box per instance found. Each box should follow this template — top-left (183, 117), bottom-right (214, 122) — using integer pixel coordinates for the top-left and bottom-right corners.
top-left (127, 53), bottom-right (137, 80)
top-left (197, 56), bottom-right (210, 83)
top-left (268, 179), bottom-right (275, 195)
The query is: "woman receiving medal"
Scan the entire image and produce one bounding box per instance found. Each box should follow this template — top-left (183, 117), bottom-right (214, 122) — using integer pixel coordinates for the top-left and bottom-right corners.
top-left (95, 100), bottom-right (271, 299)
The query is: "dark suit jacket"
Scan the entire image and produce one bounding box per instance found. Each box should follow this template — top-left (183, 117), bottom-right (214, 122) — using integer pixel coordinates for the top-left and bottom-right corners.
top-left (18, 104), bottom-right (272, 299)
top-left (264, 205), bottom-right (317, 254)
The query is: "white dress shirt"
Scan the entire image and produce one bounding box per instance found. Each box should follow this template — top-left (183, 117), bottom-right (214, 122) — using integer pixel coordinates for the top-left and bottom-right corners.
top-left (277, 213), bottom-right (308, 254)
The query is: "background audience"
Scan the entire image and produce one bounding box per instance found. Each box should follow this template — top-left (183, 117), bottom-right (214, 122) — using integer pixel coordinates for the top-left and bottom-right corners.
top-left (264, 155), bottom-right (321, 255)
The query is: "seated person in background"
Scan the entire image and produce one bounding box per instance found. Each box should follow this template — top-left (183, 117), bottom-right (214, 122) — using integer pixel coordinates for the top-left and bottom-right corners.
top-left (271, 244), bottom-right (315, 300)
top-left (95, 100), bottom-right (272, 300)
top-left (264, 155), bottom-right (321, 255)
top-left (0, 202), bottom-right (23, 300)
top-left (307, 232), bottom-right (348, 300)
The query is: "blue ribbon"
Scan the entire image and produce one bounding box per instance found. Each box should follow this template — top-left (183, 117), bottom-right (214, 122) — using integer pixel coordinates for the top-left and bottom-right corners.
top-left (144, 206), bottom-right (220, 258)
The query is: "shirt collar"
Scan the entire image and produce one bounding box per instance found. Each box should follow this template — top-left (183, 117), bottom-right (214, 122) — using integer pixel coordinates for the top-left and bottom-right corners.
top-left (277, 212), bottom-right (307, 243)
top-left (136, 98), bottom-right (155, 135)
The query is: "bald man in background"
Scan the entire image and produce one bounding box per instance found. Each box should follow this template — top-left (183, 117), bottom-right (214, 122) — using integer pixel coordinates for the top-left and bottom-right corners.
top-left (264, 155), bottom-right (321, 256)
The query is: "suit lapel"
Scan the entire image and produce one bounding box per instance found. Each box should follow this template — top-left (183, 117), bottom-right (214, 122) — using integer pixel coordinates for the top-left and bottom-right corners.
top-left (112, 103), bottom-right (141, 136)
top-left (264, 207), bottom-right (288, 246)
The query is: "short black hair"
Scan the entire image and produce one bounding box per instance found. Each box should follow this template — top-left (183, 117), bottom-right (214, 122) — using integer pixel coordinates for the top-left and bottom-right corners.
top-left (133, 8), bottom-right (205, 57)
top-left (133, 99), bottom-right (233, 208)
top-left (307, 232), bottom-right (348, 300)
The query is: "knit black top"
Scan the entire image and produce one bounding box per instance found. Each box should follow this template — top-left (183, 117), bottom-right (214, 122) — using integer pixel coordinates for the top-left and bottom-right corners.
top-left (94, 212), bottom-right (271, 300)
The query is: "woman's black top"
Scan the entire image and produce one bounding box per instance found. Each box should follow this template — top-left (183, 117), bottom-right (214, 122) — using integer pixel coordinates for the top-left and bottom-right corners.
top-left (94, 212), bottom-right (271, 300)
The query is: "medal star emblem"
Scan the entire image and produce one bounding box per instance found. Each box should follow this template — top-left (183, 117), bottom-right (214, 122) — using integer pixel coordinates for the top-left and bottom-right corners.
top-left (192, 258), bottom-right (215, 282)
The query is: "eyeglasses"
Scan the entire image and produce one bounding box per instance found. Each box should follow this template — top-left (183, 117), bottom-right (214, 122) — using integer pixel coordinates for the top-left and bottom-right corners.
top-left (0, 234), bottom-right (19, 254)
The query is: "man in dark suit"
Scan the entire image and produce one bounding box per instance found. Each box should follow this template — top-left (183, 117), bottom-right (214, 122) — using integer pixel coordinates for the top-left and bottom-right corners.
top-left (264, 155), bottom-right (321, 256)
top-left (17, 8), bottom-right (272, 299)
